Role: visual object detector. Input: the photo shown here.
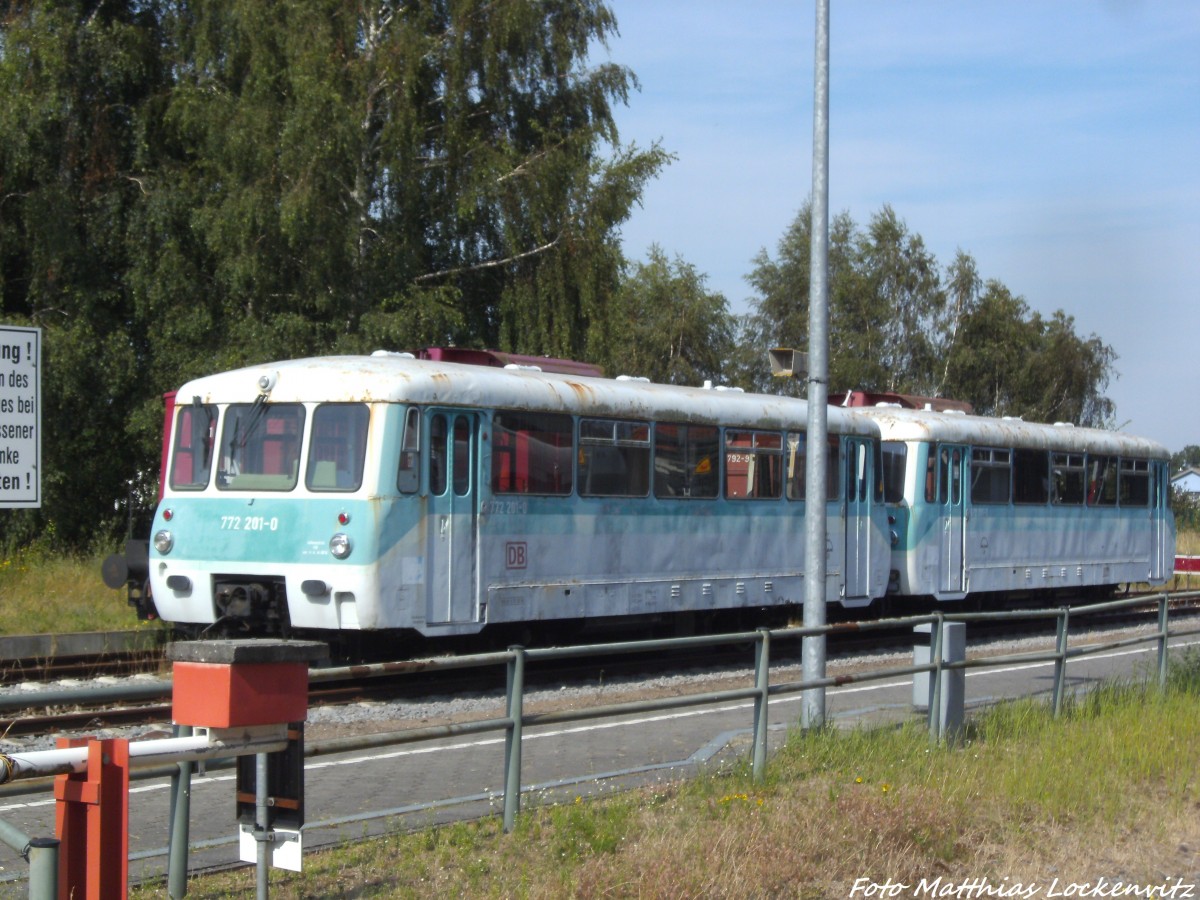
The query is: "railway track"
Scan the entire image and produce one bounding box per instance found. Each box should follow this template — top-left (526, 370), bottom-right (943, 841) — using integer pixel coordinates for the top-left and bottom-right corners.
top-left (2, 592), bottom-right (1193, 742)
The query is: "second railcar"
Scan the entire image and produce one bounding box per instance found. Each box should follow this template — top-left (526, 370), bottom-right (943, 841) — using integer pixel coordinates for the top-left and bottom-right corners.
top-left (859, 407), bottom-right (1175, 601)
top-left (146, 354), bottom-right (892, 642)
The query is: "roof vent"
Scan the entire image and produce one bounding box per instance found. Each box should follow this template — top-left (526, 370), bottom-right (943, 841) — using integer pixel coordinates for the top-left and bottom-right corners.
top-left (616, 374), bottom-right (650, 382)
top-left (371, 350), bottom-right (415, 358)
top-left (503, 363), bottom-right (542, 372)
top-left (1053, 422), bottom-right (1076, 428)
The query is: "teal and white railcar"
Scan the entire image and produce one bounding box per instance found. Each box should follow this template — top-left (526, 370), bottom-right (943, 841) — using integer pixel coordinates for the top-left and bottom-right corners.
top-left (147, 354), bottom-right (892, 641)
top-left (860, 407), bottom-right (1175, 601)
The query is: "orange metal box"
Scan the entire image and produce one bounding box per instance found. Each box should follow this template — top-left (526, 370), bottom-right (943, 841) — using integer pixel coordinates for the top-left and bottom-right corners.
top-left (172, 660), bottom-right (309, 728)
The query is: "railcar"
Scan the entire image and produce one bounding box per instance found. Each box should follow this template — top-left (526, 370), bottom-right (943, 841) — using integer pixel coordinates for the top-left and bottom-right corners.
top-left (138, 353), bottom-right (892, 645)
top-left (857, 407), bottom-right (1176, 601)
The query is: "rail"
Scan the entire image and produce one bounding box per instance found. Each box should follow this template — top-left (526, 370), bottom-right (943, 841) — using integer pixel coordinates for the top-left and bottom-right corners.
top-left (1, 590), bottom-right (1199, 897)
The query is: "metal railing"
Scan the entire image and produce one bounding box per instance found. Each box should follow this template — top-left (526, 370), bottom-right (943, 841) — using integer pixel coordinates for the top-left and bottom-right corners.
top-left (2, 590), bottom-right (1198, 896)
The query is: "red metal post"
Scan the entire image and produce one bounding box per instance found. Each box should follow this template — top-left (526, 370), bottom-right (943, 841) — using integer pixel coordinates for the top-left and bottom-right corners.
top-left (54, 737), bottom-right (130, 900)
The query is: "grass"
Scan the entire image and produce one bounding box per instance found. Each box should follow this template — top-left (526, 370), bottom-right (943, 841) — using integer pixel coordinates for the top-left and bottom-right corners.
top-left (130, 653), bottom-right (1200, 898)
top-left (0, 549), bottom-right (149, 635)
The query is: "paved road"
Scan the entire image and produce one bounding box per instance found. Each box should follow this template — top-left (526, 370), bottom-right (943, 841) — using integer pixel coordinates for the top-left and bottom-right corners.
top-left (0, 628), bottom-right (1195, 891)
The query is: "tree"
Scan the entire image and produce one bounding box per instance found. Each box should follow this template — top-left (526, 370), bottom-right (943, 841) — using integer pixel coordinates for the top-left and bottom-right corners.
top-left (1170, 446), bottom-right (1200, 474)
top-left (939, 280), bottom-right (1041, 416)
top-left (0, 0), bottom-right (669, 551)
top-left (728, 202), bottom-right (857, 395)
top-left (0, 1), bottom-right (166, 549)
top-left (608, 245), bottom-right (733, 385)
top-left (849, 205), bottom-right (943, 395)
top-left (737, 202), bottom-right (1118, 426)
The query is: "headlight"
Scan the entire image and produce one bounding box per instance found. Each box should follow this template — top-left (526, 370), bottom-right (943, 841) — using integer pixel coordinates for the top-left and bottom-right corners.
top-left (329, 533), bottom-right (352, 559)
top-left (154, 530), bottom-right (174, 555)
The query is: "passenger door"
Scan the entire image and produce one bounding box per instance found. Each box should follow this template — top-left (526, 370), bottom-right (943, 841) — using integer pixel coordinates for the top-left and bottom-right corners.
top-left (1150, 462), bottom-right (1169, 583)
top-left (426, 410), bottom-right (480, 625)
top-left (939, 444), bottom-right (968, 595)
top-left (843, 437), bottom-right (873, 601)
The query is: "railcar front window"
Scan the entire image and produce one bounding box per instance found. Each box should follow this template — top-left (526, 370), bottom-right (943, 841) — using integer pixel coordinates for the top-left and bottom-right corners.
top-left (169, 400), bottom-right (216, 490)
top-left (217, 403), bottom-right (304, 491)
top-left (306, 403), bottom-right (369, 492)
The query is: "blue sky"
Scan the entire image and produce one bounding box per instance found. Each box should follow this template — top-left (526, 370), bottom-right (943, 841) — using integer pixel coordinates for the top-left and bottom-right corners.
top-left (600, 1), bottom-right (1200, 454)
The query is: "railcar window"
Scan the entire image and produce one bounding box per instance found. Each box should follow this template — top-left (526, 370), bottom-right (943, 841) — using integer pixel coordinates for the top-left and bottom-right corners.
top-left (169, 401), bottom-right (216, 490)
top-left (936, 447), bottom-right (964, 505)
top-left (453, 417), bottom-right (472, 496)
top-left (970, 447), bottom-right (1011, 504)
top-left (847, 443), bottom-right (871, 502)
top-left (785, 434), bottom-right (840, 501)
top-left (924, 445), bottom-right (938, 503)
top-left (829, 437), bottom-right (841, 500)
top-left (306, 403), bottom-right (369, 492)
top-left (1119, 458), bottom-right (1150, 507)
top-left (578, 419), bottom-right (651, 497)
top-left (726, 430), bottom-right (783, 500)
top-left (1012, 448), bottom-right (1049, 504)
top-left (492, 412), bottom-right (573, 495)
top-left (430, 415), bottom-right (448, 496)
top-left (950, 449), bottom-right (962, 505)
top-left (397, 407), bottom-right (420, 494)
top-left (654, 424), bottom-right (719, 498)
top-left (880, 442), bottom-right (907, 503)
top-left (1052, 452), bottom-right (1085, 505)
top-left (1086, 455), bottom-right (1118, 506)
top-left (216, 403), bottom-right (304, 491)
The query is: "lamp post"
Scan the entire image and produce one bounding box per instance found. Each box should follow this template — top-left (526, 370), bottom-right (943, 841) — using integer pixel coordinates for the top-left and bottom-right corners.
top-left (803, 0), bottom-right (831, 730)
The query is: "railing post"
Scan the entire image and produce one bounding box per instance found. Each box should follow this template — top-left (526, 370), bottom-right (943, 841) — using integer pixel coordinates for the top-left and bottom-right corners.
top-left (503, 646), bottom-right (526, 833)
top-left (927, 614), bottom-right (944, 741)
top-left (256, 751), bottom-right (270, 900)
top-left (167, 723), bottom-right (194, 899)
top-left (26, 836), bottom-right (58, 900)
top-left (1157, 594), bottom-right (1170, 689)
top-left (54, 737), bottom-right (130, 900)
top-left (751, 628), bottom-right (771, 783)
top-left (1052, 607), bottom-right (1070, 717)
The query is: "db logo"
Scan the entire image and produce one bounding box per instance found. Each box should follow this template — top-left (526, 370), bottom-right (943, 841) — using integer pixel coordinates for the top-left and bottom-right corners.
top-left (506, 542), bottom-right (528, 569)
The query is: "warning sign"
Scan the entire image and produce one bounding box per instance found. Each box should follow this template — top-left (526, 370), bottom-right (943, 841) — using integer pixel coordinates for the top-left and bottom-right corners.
top-left (0, 326), bottom-right (41, 508)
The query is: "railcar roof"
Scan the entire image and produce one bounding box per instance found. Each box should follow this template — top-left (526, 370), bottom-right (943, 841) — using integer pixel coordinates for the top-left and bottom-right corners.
top-left (858, 406), bottom-right (1168, 459)
top-left (174, 355), bottom-right (879, 435)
